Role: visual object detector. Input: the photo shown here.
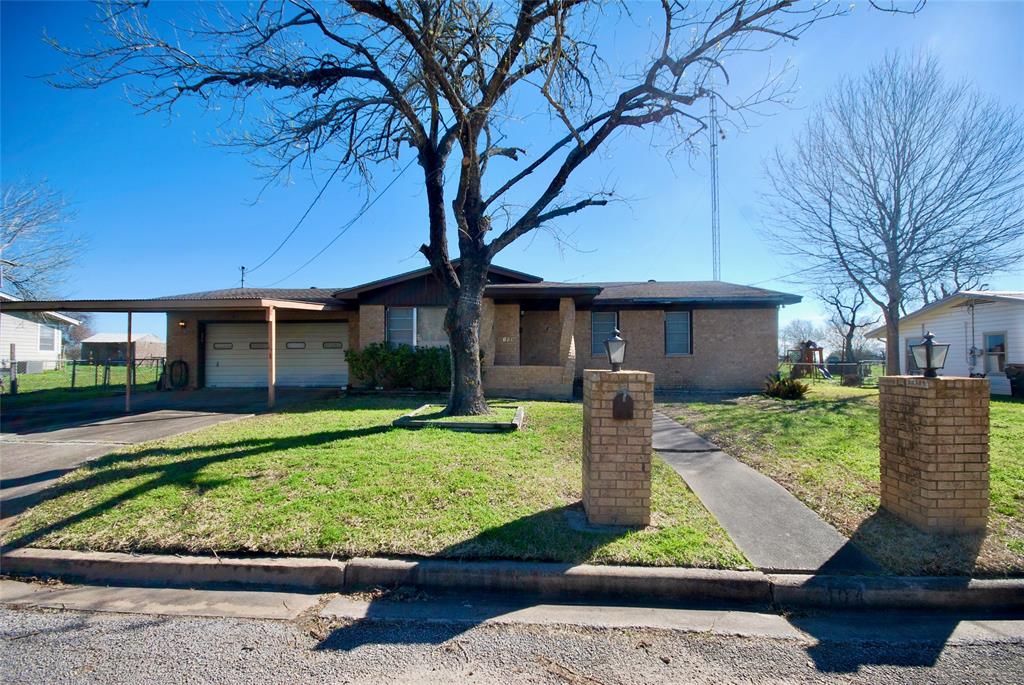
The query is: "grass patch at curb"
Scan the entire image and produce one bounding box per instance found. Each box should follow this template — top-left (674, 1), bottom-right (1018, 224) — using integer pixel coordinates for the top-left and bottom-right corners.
top-left (661, 385), bottom-right (1024, 576)
top-left (5, 397), bottom-right (747, 570)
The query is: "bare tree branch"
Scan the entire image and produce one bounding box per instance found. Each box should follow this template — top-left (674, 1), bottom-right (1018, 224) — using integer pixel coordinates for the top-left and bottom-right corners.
top-left (0, 181), bottom-right (85, 298)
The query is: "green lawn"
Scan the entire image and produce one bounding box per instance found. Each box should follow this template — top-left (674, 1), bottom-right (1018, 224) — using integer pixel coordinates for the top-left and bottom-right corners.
top-left (661, 385), bottom-right (1024, 576)
top-left (2, 364), bottom-right (161, 407)
top-left (5, 398), bottom-right (747, 569)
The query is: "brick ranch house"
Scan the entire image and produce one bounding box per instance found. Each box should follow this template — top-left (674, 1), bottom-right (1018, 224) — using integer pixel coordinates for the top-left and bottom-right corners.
top-left (162, 265), bottom-right (800, 399)
top-left (0, 264), bottom-right (800, 403)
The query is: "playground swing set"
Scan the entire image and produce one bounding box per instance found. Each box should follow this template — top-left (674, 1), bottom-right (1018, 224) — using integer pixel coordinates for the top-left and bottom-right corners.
top-left (786, 340), bottom-right (833, 381)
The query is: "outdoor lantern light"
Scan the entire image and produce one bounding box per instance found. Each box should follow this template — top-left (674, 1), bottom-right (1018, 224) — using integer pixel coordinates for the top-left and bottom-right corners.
top-left (910, 331), bottom-right (950, 378)
top-left (177, 320), bottom-right (187, 330)
top-left (604, 328), bottom-right (626, 372)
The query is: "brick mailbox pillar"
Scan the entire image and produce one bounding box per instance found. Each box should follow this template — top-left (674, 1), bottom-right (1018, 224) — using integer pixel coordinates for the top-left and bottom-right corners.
top-left (878, 376), bottom-right (990, 533)
top-left (582, 370), bottom-right (654, 526)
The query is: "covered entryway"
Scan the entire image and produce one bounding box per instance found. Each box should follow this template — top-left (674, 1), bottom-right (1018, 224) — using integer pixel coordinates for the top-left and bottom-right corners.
top-left (205, 323), bottom-right (348, 388)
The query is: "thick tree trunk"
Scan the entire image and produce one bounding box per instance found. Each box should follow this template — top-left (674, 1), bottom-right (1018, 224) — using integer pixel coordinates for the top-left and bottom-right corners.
top-left (844, 329), bottom-right (856, 363)
top-left (444, 262), bottom-right (490, 416)
top-left (883, 312), bottom-right (901, 375)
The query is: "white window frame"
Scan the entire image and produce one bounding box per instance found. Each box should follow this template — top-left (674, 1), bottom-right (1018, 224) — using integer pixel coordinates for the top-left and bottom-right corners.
top-left (386, 306), bottom-right (417, 347)
top-left (984, 331), bottom-right (1007, 374)
top-left (591, 311), bottom-right (618, 356)
top-left (38, 324), bottom-right (56, 352)
top-left (664, 311), bottom-right (692, 356)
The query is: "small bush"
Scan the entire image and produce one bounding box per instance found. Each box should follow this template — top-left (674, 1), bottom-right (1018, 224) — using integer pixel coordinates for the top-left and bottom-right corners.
top-left (345, 342), bottom-right (450, 391)
top-left (764, 373), bottom-right (810, 400)
top-left (841, 373), bottom-right (863, 387)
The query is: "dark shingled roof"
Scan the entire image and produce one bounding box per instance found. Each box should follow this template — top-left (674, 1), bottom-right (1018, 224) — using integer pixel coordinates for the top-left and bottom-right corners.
top-left (591, 281), bottom-right (800, 304)
top-left (155, 288), bottom-right (343, 305)
top-left (156, 280), bottom-right (800, 307)
top-left (487, 280), bottom-right (800, 306)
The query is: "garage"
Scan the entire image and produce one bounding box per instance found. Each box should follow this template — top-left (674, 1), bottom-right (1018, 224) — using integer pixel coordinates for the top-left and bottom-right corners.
top-left (204, 322), bottom-right (349, 388)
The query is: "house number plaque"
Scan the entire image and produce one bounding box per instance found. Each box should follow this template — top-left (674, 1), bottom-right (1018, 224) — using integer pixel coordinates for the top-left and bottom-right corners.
top-left (612, 389), bottom-right (634, 420)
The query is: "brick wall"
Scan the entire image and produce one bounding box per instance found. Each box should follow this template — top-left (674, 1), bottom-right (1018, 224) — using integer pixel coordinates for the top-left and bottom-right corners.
top-left (573, 307), bottom-right (778, 390)
top-left (878, 376), bottom-right (990, 532)
top-left (582, 369), bottom-right (653, 526)
top-left (492, 304), bottom-right (520, 366)
top-left (483, 365), bottom-right (573, 399)
top-left (521, 310), bottom-right (560, 365)
top-left (358, 305), bottom-right (385, 349)
top-left (482, 297), bottom-right (576, 399)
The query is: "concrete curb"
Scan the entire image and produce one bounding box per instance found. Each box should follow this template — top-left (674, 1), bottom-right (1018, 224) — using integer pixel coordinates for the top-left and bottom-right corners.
top-left (344, 557), bottom-right (770, 604)
top-left (3, 549), bottom-right (1022, 611)
top-left (0, 548), bottom-right (346, 593)
top-left (769, 573), bottom-right (1024, 611)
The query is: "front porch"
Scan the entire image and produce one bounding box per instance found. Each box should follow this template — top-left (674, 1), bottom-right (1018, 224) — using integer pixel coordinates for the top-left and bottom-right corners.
top-left (480, 296), bottom-right (578, 399)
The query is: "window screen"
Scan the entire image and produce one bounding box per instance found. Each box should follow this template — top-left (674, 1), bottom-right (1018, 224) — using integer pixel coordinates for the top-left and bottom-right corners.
top-left (38, 325), bottom-right (56, 352)
top-left (591, 311), bottom-right (618, 356)
top-left (665, 311), bottom-right (691, 355)
top-left (387, 307), bottom-right (415, 347)
top-left (416, 307), bottom-right (448, 348)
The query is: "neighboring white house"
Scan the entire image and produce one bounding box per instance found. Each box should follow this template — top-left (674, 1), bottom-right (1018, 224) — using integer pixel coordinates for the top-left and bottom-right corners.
top-left (0, 292), bottom-right (81, 372)
top-left (867, 291), bottom-right (1023, 396)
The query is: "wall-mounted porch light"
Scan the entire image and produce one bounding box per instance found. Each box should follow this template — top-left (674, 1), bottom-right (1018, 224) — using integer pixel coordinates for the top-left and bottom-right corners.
top-left (910, 331), bottom-right (950, 378)
top-left (604, 328), bottom-right (626, 372)
top-left (177, 320), bottom-right (187, 330)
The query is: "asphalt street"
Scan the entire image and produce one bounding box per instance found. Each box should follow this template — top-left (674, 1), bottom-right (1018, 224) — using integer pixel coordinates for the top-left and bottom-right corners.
top-left (2, 580), bottom-right (1022, 684)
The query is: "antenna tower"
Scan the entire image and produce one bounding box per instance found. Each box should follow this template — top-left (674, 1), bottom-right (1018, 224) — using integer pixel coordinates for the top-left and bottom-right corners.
top-left (709, 94), bottom-right (721, 281)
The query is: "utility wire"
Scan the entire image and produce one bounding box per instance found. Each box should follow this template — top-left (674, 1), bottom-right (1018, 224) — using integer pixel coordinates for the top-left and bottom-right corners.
top-left (244, 160), bottom-right (345, 276)
top-left (745, 264), bottom-right (820, 287)
top-left (261, 156), bottom-right (418, 287)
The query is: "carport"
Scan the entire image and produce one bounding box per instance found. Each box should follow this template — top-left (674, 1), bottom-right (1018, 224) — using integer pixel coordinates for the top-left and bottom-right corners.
top-left (0, 296), bottom-right (329, 410)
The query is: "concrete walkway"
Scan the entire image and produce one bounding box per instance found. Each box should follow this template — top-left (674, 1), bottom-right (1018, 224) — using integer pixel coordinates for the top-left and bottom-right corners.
top-left (653, 411), bottom-right (879, 574)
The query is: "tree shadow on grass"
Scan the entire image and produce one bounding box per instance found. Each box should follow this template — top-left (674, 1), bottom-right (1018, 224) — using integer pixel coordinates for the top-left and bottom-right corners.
top-left (0, 424), bottom-right (396, 549)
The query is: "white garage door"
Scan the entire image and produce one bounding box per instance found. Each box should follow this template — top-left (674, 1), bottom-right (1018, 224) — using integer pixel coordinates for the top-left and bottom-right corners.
top-left (204, 323), bottom-right (349, 388)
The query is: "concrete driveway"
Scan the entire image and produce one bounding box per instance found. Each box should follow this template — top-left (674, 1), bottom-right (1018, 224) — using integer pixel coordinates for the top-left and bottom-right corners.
top-left (1, 389), bottom-right (338, 524)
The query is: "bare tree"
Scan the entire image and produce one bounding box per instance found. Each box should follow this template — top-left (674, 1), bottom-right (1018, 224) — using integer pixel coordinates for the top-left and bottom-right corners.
top-left (817, 280), bottom-right (879, 362)
top-left (765, 53), bottom-right (1024, 374)
top-left (1, 181), bottom-right (84, 298)
top-left (779, 318), bottom-right (823, 356)
top-left (52, 0), bottom-right (868, 414)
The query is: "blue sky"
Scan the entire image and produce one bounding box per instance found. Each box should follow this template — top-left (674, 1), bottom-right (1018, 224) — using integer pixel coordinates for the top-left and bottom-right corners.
top-left (2, 1), bottom-right (1022, 337)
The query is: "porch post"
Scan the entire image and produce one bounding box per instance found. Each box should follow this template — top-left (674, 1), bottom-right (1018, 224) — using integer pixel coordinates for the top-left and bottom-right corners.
top-left (125, 311), bottom-right (133, 413)
top-left (266, 306), bottom-right (277, 408)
